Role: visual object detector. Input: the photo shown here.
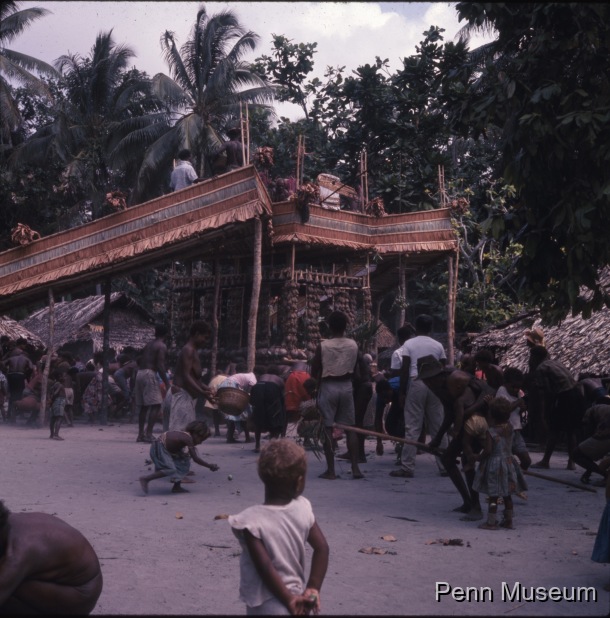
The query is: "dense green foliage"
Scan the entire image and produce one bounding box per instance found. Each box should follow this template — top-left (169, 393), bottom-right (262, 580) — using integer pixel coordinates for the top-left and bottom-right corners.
top-left (442, 3), bottom-right (610, 322)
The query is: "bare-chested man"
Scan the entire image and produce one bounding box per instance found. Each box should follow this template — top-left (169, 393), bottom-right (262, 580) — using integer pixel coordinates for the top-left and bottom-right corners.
top-left (168, 321), bottom-right (213, 431)
top-left (135, 325), bottom-right (170, 443)
top-left (3, 338), bottom-right (35, 423)
top-left (421, 356), bottom-right (494, 517)
top-left (0, 500), bottom-right (103, 614)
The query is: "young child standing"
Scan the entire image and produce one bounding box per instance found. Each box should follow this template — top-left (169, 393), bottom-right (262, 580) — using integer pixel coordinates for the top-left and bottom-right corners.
top-left (591, 459), bottom-right (610, 591)
top-left (139, 420), bottom-right (219, 494)
top-left (229, 439), bottom-right (329, 615)
top-left (495, 367), bottom-right (532, 470)
top-left (48, 370), bottom-right (66, 441)
top-left (473, 398), bottom-right (528, 530)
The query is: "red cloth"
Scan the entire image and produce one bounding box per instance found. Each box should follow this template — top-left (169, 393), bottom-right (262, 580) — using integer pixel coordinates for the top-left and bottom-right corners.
top-left (284, 370), bottom-right (311, 412)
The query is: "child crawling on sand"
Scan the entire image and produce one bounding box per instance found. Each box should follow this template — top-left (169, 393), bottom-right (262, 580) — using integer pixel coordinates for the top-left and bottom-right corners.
top-left (229, 439), bottom-right (329, 615)
top-left (139, 420), bottom-right (219, 494)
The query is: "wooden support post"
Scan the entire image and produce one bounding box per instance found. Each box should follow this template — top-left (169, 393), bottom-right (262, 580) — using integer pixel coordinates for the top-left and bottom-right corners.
top-left (40, 287), bottom-right (55, 425)
top-left (447, 253), bottom-right (456, 366)
top-left (247, 217), bottom-right (262, 372)
top-left (397, 254), bottom-right (406, 331)
top-left (211, 259), bottom-right (221, 375)
top-left (100, 278), bottom-right (111, 425)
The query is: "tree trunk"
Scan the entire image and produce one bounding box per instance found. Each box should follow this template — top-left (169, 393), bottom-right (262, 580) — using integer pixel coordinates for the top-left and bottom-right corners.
top-left (247, 217), bottom-right (262, 372)
top-left (40, 288), bottom-right (55, 425)
top-left (100, 279), bottom-right (111, 425)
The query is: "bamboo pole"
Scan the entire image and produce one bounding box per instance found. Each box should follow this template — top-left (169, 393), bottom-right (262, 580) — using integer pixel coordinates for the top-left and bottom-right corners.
top-left (240, 102), bottom-right (246, 168)
top-left (523, 469), bottom-right (597, 493)
top-left (40, 287), bottom-right (55, 425)
top-left (333, 423), bottom-right (444, 457)
top-left (246, 103), bottom-right (250, 164)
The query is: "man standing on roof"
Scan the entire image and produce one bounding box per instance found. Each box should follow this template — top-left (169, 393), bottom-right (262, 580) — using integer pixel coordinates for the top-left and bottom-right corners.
top-left (213, 127), bottom-right (244, 173)
top-left (135, 325), bottom-right (170, 443)
top-left (170, 149), bottom-right (199, 191)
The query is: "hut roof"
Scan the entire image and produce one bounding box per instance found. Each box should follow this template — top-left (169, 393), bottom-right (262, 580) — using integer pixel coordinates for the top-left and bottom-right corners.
top-left (0, 315), bottom-right (45, 350)
top-left (472, 270), bottom-right (610, 376)
top-left (375, 322), bottom-right (396, 349)
top-left (21, 292), bottom-right (155, 353)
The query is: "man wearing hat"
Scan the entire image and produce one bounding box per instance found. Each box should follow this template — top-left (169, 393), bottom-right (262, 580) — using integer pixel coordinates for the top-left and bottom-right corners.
top-left (390, 315), bottom-right (447, 478)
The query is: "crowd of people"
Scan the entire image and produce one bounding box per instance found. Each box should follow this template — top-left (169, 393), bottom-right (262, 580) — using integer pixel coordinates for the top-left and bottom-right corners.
top-left (1, 311), bottom-right (609, 613)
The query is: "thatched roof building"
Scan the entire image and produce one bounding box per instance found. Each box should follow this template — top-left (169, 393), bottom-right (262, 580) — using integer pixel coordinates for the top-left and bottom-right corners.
top-left (0, 316), bottom-right (45, 350)
top-left (472, 272), bottom-right (610, 377)
top-left (21, 292), bottom-right (154, 359)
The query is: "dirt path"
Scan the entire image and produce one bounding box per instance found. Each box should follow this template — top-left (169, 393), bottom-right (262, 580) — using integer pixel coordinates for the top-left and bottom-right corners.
top-left (0, 419), bottom-right (608, 615)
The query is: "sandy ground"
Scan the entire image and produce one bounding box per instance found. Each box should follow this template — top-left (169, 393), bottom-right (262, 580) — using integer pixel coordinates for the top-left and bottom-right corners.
top-left (1, 416), bottom-right (609, 616)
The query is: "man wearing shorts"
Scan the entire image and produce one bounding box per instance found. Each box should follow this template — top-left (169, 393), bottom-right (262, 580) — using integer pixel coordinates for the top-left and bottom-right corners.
top-left (310, 311), bottom-right (363, 480)
top-left (135, 325), bottom-right (170, 443)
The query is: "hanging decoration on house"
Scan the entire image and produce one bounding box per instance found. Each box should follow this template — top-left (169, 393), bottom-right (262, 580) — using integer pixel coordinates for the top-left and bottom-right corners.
top-left (294, 182), bottom-right (319, 223)
top-left (105, 190), bottom-right (128, 211)
top-left (11, 223), bottom-right (41, 246)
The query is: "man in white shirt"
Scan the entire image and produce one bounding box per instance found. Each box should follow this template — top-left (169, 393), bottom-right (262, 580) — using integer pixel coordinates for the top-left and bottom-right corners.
top-left (389, 324), bottom-right (415, 378)
top-left (390, 314), bottom-right (448, 478)
top-left (170, 149), bottom-right (199, 191)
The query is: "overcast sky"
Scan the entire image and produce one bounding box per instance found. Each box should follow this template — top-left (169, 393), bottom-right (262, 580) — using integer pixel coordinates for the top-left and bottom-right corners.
top-left (15, 2), bottom-right (490, 120)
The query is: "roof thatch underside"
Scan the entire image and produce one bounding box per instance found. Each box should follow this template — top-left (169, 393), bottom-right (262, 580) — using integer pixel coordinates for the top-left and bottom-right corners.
top-left (0, 316), bottom-right (45, 349)
top-left (472, 308), bottom-right (610, 377)
top-left (21, 292), bottom-right (154, 352)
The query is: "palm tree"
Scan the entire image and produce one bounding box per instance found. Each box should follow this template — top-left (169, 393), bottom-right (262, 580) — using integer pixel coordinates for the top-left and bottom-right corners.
top-left (133, 5), bottom-right (275, 199)
top-left (11, 30), bottom-right (166, 218)
top-left (0, 1), bottom-right (58, 151)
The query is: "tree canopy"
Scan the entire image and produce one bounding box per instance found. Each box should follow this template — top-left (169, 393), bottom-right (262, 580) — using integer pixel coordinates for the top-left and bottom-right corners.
top-left (443, 2), bottom-right (610, 322)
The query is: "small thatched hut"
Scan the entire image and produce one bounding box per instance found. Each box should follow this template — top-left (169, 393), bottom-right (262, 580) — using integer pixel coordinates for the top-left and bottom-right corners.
top-left (0, 315), bottom-right (45, 352)
top-left (472, 270), bottom-right (610, 379)
top-left (21, 292), bottom-right (155, 361)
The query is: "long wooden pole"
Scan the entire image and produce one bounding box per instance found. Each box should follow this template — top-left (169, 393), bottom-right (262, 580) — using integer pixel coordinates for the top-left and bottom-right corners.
top-left (447, 253), bottom-right (455, 366)
top-left (246, 217), bottom-right (262, 372)
top-left (333, 423), bottom-right (444, 456)
top-left (210, 259), bottom-right (221, 375)
top-left (100, 279), bottom-right (111, 425)
top-left (523, 469), bottom-right (597, 493)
